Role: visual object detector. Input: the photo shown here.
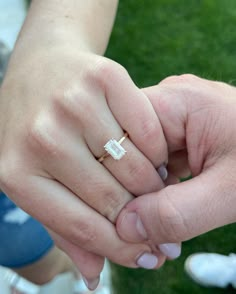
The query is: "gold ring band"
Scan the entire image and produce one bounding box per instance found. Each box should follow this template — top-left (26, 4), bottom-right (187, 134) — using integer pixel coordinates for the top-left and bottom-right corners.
top-left (98, 132), bottom-right (128, 163)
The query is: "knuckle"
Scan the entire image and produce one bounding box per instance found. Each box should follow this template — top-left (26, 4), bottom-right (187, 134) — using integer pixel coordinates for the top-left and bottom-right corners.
top-left (159, 75), bottom-right (179, 85)
top-left (160, 74), bottom-right (197, 86)
top-left (27, 115), bottom-right (64, 159)
top-left (139, 117), bottom-right (160, 143)
top-left (101, 188), bottom-right (130, 222)
top-left (178, 73), bottom-right (198, 83)
top-left (70, 218), bottom-right (97, 249)
top-left (126, 160), bottom-right (151, 194)
top-left (134, 117), bottom-right (168, 166)
top-left (88, 57), bottom-right (127, 87)
top-left (157, 187), bottom-right (191, 242)
top-left (54, 86), bottom-right (93, 124)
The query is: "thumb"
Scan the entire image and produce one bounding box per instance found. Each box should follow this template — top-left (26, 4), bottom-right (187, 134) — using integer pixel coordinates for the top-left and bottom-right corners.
top-left (117, 161), bottom-right (236, 255)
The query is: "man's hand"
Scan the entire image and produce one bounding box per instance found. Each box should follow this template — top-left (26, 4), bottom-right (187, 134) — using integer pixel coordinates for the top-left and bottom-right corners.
top-left (117, 74), bottom-right (236, 258)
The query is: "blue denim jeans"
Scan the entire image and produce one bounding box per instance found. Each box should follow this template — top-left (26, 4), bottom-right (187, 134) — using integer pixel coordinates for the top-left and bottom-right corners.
top-left (0, 192), bottom-right (53, 268)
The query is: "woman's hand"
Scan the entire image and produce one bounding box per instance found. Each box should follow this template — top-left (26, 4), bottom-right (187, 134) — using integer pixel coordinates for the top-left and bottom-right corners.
top-left (0, 1), bottom-right (168, 285)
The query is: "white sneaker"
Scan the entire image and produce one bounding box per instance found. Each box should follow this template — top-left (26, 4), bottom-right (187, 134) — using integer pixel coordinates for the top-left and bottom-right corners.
top-left (0, 266), bottom-right (74, 294)
top-left (0, 266), bottom-right (40, 294)
top-left (0, 261), bottom-right (111, 294)
top-left (184, 253), bottom-right (236, 288)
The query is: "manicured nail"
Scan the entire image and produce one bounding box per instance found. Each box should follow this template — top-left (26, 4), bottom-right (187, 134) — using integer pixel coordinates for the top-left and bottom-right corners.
top-left (125, 212), bottom-right (148, 239)
top-left (157, 164), bottom-right (168, 181)
top-left (159, 243), bottom-right (181, 259)
top-left (137, 253), bottom-right (158, 269)
top-left (82, 276), bottom-right (100, 291)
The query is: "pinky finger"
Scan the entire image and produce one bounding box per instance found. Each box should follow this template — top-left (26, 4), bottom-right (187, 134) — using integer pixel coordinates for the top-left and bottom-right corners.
top-left (50, 230), bottom-right (104, 291)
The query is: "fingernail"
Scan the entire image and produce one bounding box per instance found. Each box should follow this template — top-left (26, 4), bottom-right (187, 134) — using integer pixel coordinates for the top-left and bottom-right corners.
top-left (82, 276), bottom-right (100, 291)
top-left (137, 253), bottom-right (158, 269)
top-left (159, 243), bottom-right (181, 259)
top-left (125, 212), bottom-right (148, 239)
top-left (157, 164), bottom-right (168, 181)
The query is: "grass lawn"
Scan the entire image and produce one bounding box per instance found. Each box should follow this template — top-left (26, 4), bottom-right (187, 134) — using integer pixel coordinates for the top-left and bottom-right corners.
top-left (106, 1), bottom-right (236, 293)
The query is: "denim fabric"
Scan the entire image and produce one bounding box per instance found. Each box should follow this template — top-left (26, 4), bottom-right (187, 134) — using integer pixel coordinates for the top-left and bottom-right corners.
top-left (0, 192), bottom-right (53, 268)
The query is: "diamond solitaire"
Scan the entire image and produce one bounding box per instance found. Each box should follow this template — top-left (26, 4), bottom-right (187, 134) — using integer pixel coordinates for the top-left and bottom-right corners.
top-left (104, 138), bottom-right (127, 160)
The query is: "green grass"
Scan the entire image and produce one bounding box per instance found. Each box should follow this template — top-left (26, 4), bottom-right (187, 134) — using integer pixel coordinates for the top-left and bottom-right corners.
top-left (110, 225), bottom-right (236, 294)
top-left (106, 1), bottom-right (236, 293)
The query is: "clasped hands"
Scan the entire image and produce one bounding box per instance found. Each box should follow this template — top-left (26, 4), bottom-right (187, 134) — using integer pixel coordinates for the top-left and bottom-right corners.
top-left (1, 50), bottom-right (236, 289)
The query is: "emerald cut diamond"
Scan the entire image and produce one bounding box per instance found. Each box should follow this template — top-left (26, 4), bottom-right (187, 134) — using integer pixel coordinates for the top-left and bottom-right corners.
top-left (104, 139), bottom-right (126, 160)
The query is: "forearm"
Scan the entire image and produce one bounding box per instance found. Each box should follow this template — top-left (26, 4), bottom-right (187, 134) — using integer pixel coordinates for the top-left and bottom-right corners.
top-left (15, 0), bottom-right (118, 56)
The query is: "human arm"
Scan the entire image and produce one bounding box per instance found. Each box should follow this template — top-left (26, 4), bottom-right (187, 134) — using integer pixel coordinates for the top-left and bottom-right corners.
top-left (0, 0), bottom-right (168, 288)
top-left (15, 0), bottom-right (118, 56)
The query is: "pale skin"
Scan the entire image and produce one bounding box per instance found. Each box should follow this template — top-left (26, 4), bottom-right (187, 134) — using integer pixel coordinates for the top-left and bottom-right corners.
top-left (3, 1), bottom-right (234, 291)
top-left (117, 74), bottom-right (236, 250)
top-left (0, 0), bottom-right (168, 290)
top-left (8, 75), bottom-right (236, 286)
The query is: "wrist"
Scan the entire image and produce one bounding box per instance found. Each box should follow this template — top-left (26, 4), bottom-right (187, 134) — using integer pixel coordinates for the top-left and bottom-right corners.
top-left (17, 0), bottom-right (118, 56)
top-left (15, 24), bottom-right (93, 56)
top-left (14, 16), bottom-right (94, 59)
